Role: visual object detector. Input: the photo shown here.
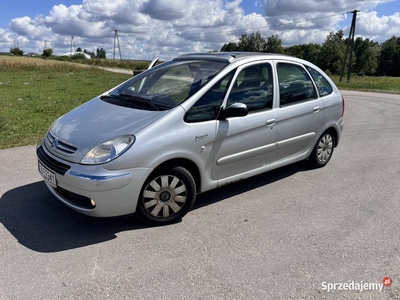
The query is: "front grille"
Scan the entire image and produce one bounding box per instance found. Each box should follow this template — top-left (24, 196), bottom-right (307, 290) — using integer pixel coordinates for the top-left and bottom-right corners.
top-left (55, 186), bottom-right (95, 209)
top-left (45, 132), bottom-right (78, 155)
top-left (37, 146), bottom-right (71, 175)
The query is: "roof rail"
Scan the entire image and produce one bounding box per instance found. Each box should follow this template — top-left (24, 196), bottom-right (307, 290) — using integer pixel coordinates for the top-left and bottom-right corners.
top-left (173, 52), bottom-right (236, 63)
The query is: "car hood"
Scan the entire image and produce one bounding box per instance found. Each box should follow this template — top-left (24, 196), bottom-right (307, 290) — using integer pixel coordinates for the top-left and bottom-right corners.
top-left (47, 98), bottom-right (167, 163)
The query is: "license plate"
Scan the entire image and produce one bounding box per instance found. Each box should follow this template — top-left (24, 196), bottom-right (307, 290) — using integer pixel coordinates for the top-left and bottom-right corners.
top-left (38, 161), bottom-right (57, 188)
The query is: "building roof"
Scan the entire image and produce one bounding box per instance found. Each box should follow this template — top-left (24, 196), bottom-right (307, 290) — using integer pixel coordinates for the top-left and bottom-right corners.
top-left (60, 51), bottom-right (91, 59)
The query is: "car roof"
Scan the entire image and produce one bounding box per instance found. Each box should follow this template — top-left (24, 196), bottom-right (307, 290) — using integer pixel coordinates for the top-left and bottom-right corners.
top-left (173, 52), bottom-right (293, 63)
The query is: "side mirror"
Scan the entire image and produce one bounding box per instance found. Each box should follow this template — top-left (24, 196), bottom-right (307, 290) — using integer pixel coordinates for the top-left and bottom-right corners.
top-left (219, 103), bottom-right (248, 120)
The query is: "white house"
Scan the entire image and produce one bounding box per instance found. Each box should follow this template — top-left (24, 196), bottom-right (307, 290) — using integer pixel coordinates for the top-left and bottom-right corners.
top-left (60, 50), bottom-right (91, 59)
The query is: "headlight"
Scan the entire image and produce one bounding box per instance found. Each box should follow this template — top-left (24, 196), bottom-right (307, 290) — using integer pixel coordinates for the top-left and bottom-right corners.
top-left (81, 135), bottom-right (135, 165)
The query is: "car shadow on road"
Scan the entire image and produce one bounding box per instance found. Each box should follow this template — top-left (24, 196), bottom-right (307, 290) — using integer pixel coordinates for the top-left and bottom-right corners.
top-left (0, 181), bottom-right (148, 253)
top-left (193, 160), bottom-right (310, 210)
top-left (0, 161), bottom-right (310, 253)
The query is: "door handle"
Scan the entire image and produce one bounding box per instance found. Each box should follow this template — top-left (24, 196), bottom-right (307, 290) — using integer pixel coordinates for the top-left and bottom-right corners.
top-left (313, 106), bottom-right (320, 112)
top-left (266, 119), bottom-right (276, 126)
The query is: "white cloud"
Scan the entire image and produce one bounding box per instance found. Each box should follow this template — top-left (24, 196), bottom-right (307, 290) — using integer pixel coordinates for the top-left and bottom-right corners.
top-left (140, 0), bottom-right (185, 21)
top-left (0, 0), bottom-right (399, 59)
top-left (43, 4), bottom-right (107, 37)
top-left (9, 16), bottom-right (52, 40)
top-left (357, 11), bottom-right (400, 38)
top-left (264, 0), bottom-right (392, 17)
top-left (83, 0), bottom-right (149, 26)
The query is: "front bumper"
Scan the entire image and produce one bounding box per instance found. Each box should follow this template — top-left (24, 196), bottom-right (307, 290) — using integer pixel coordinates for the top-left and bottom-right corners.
top-left (37, 143), bottom-right (153, 217)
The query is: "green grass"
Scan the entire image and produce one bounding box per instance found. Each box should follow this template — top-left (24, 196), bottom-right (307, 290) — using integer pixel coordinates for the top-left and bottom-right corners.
top-left (52, 55), bottom-right (153, 70)
top-left (0, 57), bottom-right (131, 149)
top-left (332, 75), bottom-right (400, 94)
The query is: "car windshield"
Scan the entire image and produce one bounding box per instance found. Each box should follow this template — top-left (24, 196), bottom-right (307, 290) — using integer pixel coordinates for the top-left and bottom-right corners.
top-left (106, 60), bottom-right (228, 111)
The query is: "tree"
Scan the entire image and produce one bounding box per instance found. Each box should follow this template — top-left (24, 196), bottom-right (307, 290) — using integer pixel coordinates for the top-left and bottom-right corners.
top-left (265, 34), bottom-right (284, 54)
top-left (221, 42), bottom-right (239, 52)
top-left (84, 49), bottom-right (96, 58)
top-left (377, 36), bottom-right (400, 76)
top-left (10, 47), bottom-right (23, 56)
top-left (316, 30), bottom-right (346, 74)
top-left (237, 32), bottom-right (266, 52)
top-left (76, 47), bottom-right (82, 52)
top-left (218, 29), bottom-right (400, 77)
top-left (284, 43), bottom-right (321, 65)
top-left (353, 37), bottom-right (378, 76)
top-left (96, 48), bottom-right (106, 58)
top-left (42, 48), bottom-right (53, 58)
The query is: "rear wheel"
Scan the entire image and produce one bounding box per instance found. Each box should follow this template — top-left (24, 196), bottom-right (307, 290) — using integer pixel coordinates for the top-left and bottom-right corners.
top-left (136, 166), bottom-right (196, 225)
top-left (309, 131), bottom-right (335, 168)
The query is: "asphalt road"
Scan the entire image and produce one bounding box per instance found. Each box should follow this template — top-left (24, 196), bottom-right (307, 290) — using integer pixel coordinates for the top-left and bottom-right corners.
top-left (0, 90), bottom-right (399, 300)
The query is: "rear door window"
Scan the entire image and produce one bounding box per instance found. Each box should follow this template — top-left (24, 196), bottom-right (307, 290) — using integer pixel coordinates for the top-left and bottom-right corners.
top-left (277, 63), bottom-right (317, 107)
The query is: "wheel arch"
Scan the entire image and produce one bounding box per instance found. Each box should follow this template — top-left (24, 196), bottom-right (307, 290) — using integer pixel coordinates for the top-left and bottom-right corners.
top-left (150, 158), bottom-right (201, 194)
top-left (324, 126), bottom-right (338, 147)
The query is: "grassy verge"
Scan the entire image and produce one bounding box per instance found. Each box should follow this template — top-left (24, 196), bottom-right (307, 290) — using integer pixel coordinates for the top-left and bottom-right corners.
top-left (51, 55), bottom-right (152, 71)
top-left (0, 56), bottom-right (131, 149)
top-left (332, 75), bottom-right (400, 94)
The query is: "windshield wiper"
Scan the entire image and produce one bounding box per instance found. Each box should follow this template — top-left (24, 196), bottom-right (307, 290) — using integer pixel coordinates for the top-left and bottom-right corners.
top-left (99, 93), bottom-right (111, 100)
top-left (118, 93), bottom-right (159, 111)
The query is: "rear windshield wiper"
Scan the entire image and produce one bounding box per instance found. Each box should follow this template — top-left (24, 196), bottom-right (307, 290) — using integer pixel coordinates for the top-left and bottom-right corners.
top-left (118, 93), bottom-right (160, 111)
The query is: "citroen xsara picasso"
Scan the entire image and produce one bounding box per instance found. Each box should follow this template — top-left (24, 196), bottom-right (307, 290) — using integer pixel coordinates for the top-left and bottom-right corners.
top-left (37, 52), bottom-right (344, 224)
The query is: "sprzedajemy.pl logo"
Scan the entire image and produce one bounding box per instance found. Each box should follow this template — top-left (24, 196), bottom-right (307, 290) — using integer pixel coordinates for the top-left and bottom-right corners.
top-left (322, 277), bottom-right (392, 293)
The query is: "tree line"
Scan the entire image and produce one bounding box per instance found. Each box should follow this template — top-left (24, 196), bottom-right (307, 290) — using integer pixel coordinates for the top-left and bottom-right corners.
top-left (221, 31), bottom-right (400, 77)
top-left (9, 31), bottom-right (399, 77)
top-left (9, 47), bottom-right (107, 59)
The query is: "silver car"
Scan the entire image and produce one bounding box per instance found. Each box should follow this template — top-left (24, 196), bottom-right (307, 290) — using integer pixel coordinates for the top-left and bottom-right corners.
top-left (37, 52), bottom-right (344, 224)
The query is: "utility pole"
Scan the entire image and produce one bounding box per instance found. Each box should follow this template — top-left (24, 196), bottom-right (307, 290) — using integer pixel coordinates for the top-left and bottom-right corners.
top-left (70, 36), bottom-right (75, 56)
top-left (339, 10), bottom-right (360, 82)
top-left (44, 40), bottom-right (47, 52)
top-left (113, 30), bottom-right (122, 61)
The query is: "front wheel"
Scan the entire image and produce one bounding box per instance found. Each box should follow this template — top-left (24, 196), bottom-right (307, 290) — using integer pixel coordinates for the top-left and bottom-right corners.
top-left (309, 131), bottom-right (335, 168)
top-left (136, 166), bottom-right (196, 225)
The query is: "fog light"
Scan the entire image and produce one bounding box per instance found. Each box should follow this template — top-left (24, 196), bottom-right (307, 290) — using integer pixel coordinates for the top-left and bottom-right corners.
top-left (90, 199), bottom-right (96, 207)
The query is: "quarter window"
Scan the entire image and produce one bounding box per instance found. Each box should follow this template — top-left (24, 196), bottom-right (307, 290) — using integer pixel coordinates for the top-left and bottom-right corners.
top-left (277, 63), bottom-right (317, 107)
top-left (306, 66), bottom-right (333, 97)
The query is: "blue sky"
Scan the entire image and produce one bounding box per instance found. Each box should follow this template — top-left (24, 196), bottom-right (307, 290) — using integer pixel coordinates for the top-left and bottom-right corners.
top-left (1, 0), bottom-right (399, 59)
top-left (1, 0), bottom-right (77, 28)
top-left (374, 0), bottom-right (400, 16)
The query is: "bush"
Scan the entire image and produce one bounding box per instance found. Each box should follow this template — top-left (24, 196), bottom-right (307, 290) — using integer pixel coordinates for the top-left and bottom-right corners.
top-left (10, 47), bottom-right (23, 56)
top-left (42, 48), bottom-right (53, 57)
top-left (71, 53), bottom-right (87, 60)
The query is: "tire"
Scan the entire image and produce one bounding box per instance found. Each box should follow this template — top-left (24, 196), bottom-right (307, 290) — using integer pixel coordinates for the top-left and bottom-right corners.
top-left (136, 166), bottom-right (196, 225)
top-left (309, 131), bottom-right (335, 168)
